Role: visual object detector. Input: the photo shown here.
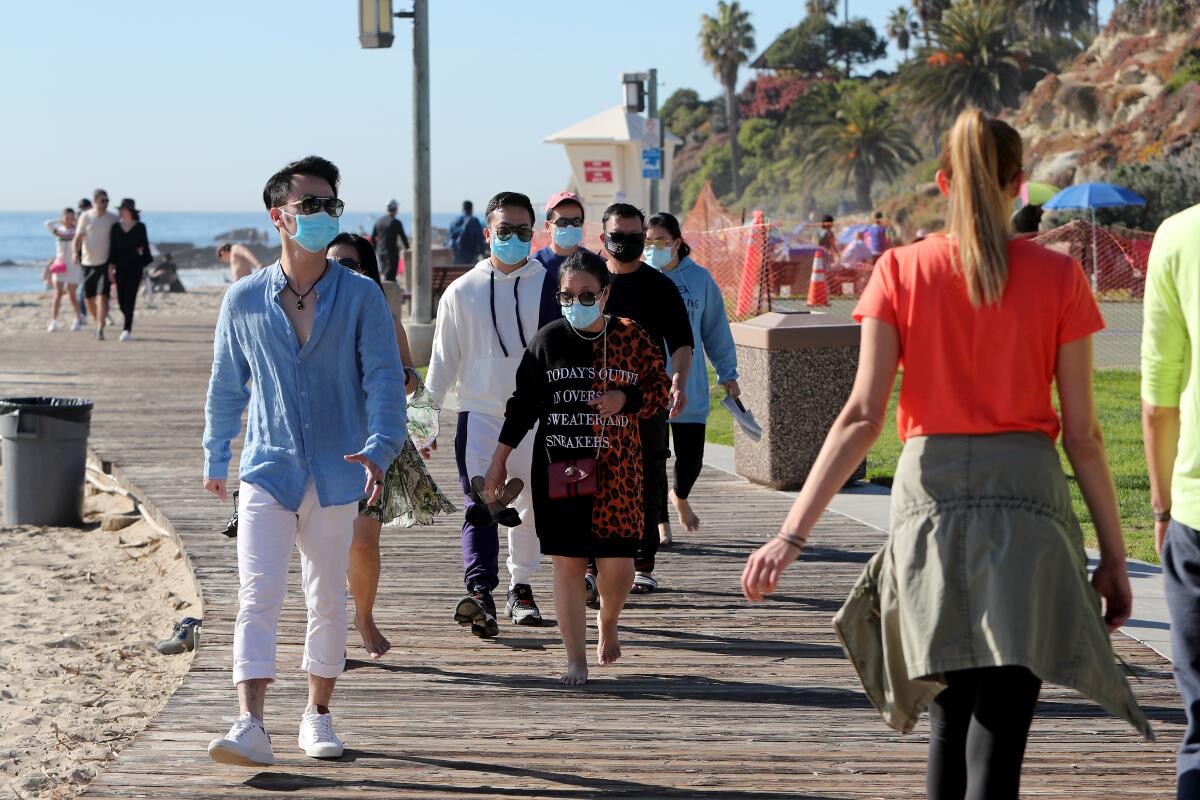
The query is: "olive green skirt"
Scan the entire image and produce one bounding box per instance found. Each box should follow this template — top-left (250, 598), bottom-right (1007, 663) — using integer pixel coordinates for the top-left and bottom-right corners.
top-left (834, 432), bottom-right (1152, 740)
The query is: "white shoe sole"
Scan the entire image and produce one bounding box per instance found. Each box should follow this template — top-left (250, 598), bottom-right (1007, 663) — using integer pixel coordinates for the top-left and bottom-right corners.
top-left (299, 739), bottom-right (344, 758)
top-left (208, 739), bottom-right (274, 767)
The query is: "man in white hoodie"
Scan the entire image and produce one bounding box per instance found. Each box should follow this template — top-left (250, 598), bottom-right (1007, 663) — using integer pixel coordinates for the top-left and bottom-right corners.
top-left (426, 191), bottom-right (558, 637)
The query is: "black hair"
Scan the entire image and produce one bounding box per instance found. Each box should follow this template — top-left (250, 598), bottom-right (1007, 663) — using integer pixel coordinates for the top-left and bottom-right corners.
top-left (601, 202), bottom-right (645, 230)
top-left (822, 214), bottom-right (834, 224)
top-left (93, 188), bottom-right (108, 201)
top-left (547, 198), bottom-right (585, 222)
top-left (328, 232), bottom-right (384, 293)
top-left (262, 155), bottom-right (340, 210)
top-left (463, 200), bottom-right (473, 213)
top-left (646, 212), bottom-right (691, 260)
top-left (78, 198), bottom-right (93, 211)
top-left (484, 191), bottom-right (535, 226)
top-left (1011, 203), bottom-right (1043, 235)
top-left (62, 207), bottom-right (75, 216)
top-left (216, 243), bottom-right (233, 256)
top-left (874, 211), bottom-right (884, 220)
top-left (559, 248), bottom-right (611, 289)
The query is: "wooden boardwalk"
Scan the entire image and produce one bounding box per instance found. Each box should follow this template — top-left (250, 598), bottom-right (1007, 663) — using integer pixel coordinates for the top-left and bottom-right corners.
top-left (0, 310), bottom-right (1183, 798)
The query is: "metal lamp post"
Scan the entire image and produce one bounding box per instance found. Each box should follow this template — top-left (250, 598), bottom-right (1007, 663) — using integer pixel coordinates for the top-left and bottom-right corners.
top-left (358, 0), bottom-right (435, 363)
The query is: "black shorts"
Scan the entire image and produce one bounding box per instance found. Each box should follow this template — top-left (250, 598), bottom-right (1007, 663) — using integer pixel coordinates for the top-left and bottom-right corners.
top-left (82, 264), bottom-right (110, 298)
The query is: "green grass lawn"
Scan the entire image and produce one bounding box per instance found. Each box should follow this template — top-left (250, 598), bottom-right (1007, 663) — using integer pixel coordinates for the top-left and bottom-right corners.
top-left (705, 367), bottom-right (1155, 563)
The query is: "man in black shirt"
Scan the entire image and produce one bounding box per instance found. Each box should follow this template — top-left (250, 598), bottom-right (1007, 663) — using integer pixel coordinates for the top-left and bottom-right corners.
top-left (600, 203), bottom-right (693, 594)
top-left (371, 199), bottom-right (410, 281)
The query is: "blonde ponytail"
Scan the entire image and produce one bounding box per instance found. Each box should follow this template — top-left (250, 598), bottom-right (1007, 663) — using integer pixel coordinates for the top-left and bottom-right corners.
top-left (939, 110), bottom-right (1024, 306)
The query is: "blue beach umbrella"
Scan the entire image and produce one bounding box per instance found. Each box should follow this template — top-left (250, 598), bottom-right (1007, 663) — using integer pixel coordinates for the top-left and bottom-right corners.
top-left (837, 224), bottom-right (872, 246)
top-left (1043, 182), bottom-right (1146, 291)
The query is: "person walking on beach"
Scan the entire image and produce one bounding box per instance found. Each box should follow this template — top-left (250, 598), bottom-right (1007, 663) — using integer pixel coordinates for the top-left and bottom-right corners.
top-left (72, 189), bottom-right (117, 340)
top-left (742, 110), bottom-right (1150, 799)
top-left (327, 232), bottom-right (454, 660)
top-left (44, 207), bottom-right (82, 331)
top-left (865, 211), bottom-right (892, 258)
top-left (217, 242), bottom-right (262, 283)
top-left (108, 199), bottom-right (151, 341)
top-left (447, 199), bottom-right (486, 265)
top-left (371, 199), bottom-right (410, 281)
top-left (1141, 200), bottom-right (1200, 797)
top-left (426, 191), bottom-right (556, 637)
top-left (531, 191), bottom-right (587, 281)
top-left (75, 198), bottom-right (92, 323)
top-left (599, 203), bottom-right (693, 595)
top-left (203, 155), bottom-right (408, 766)
top-left (485, 249), bottom-right (668, 685)
top-left (643, 212), bottom-right (738, 546)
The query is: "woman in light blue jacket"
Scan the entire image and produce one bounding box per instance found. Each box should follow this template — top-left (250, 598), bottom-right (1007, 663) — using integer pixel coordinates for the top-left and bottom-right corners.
top-left (644, 213), bottom-right (739, 545)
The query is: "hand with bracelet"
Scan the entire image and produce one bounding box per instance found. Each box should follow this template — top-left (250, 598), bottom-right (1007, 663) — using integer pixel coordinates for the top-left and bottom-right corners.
top-left (741, 530), bottom-right (806, 602)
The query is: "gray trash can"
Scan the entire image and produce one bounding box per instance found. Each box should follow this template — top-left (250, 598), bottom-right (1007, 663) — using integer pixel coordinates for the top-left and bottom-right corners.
top-left (0, 397), bottom-right (93, 526)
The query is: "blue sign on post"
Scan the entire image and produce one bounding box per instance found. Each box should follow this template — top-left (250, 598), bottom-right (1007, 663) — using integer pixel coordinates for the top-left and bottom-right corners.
top-left (641, 147), bottom-right (663, 179)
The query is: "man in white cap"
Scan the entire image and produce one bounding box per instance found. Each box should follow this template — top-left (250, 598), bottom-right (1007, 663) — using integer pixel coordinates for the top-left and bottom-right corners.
top-left (372, 199), bottom-right (410, 281)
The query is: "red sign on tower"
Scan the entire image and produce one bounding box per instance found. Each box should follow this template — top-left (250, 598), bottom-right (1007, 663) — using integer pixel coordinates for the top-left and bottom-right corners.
top-left (583, 160), bottom-right (613, 183)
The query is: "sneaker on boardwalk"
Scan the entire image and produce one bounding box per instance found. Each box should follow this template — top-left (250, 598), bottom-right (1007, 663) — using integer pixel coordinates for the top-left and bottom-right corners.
top-left (298, 705), bottom-right (344, 758)
top-left (208, 712), bottom-right (274, 767)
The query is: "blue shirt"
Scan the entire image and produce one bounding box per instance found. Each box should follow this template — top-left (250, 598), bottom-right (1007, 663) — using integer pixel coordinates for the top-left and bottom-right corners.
top-left (202, 261), bottom-right (408, 511)
top-left (659, 257), bottom-right (739, 425)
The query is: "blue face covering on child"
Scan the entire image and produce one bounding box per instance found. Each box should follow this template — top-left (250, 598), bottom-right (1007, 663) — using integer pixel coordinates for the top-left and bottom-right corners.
top-left (645, 244), bottom-right (676, 270)
top-left (562, 300), bottom-right (601, 329)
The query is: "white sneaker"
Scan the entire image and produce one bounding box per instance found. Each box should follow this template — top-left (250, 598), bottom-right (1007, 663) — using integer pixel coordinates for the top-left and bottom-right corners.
top-left (119, 330), bottom-right (131, 342)
top-left (69, 317), bottom-right (82, 331)
top-left (47, 320), bottom-right (59, 332)
top-left (298, 705), bottom-right (344, 758)
top-left (207, 712), bottom-right (274, 766)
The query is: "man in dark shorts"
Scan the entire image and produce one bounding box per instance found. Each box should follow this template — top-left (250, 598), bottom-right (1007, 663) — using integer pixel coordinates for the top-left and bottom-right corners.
top-left (371, 199), bottom-right (410, 281)
top-left (599, 203), bottom-right (693, 594)
top-left (72, 189), bottom-right (117, 340)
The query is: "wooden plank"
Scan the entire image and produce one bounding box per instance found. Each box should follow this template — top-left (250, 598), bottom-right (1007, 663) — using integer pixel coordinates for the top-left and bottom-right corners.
top-left (0, 312), bottom-right (1182, 799)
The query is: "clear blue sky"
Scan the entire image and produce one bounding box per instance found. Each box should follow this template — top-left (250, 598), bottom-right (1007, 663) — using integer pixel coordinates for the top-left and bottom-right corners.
top-left (0, 1), bottom-right (1112, 214)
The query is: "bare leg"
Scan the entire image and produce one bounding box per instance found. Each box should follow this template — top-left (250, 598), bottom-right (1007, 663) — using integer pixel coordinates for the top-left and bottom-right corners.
top-left (595, 556), bottom-right (634, 666)
top-left (237, 678), bottom-right (269, 722)
top-left (84, 295), bottom-right (100, 330)
top-left (671, 490), bottom-right (701, 532)
top-left (98, 292), bottom-right (109, 333)
top-left (307, 674), bottom-right (336, 710)
top-left (51, 284), bottom-right (64, 321)
top-left (553, 555), bottom-right (589, 686)
top-left (348, 515), bottom-right (390, 659)
top-left (65, 283), bottom-right (81, 321)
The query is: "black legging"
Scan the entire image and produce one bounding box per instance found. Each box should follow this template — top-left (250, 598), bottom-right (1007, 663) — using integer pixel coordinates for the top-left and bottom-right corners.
top-left (115, 267), bottom-right (143, 333)
top-left (928, 666), bottom-right (1042, 800)
top-left (658, 423), bottom-right (707, 519)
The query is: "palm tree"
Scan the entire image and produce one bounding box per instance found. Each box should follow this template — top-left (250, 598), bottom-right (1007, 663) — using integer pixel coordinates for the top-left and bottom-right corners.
top-left (800, 87), bottom-right (921, 211)
top-left (886, 6), bottom-right (918, 61)
top-left (1029, 0), bottom-right (1091, 34)
top-left (699, 1), bottom-right (756, 198)
top-left (805, 0), bottom-right (837, 17)
top-left (911, 0), bottom-right (949, 45)
top-left (904, 0), bottom-right (1022, 130)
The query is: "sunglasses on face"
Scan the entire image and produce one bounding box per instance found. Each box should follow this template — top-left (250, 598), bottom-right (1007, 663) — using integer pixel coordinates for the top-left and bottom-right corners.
top-left (606, 231), bottom-right (644, 245)
top-left (551, 216), bottom-right (583, 229)
top-left (334, 256), bottom-right (361, 270)
top-left (556, 290), bottom-right (600, 307)
top-left (279, 196), bottom-right (345, 218)
top-left (495, 225), bottom-right (534, 242)
top-left (645, 237), bottom-right (674, 249)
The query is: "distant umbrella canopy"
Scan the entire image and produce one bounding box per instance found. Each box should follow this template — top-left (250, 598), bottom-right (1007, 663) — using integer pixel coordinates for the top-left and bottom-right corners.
top-left (1043, 182), bottom-right (1147, 210)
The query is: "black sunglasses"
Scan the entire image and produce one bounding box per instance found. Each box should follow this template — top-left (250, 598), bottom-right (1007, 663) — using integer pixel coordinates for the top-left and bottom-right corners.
top-left (556, 290), bottom-right (600, 307)
top-left (334, 256), bottom-right (361, 270)
top-left (551, 216), bottom-right (583, 229)
top-left (280, 196), bottom-right (345, 218)
top-left (606, 231), bottom-right (644, 244)
top-left (495, 225), bottom-right (534, 242)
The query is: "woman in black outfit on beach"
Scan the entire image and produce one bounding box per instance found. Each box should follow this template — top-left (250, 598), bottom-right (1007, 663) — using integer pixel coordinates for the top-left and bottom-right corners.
top-left (108, 198), bottom-right (151, 341)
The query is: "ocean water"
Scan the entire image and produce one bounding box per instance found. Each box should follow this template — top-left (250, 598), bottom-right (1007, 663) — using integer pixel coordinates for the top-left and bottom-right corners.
top-left (0, 265), bottom-right (232, 293)
top-left (0, 210), bottom-right (459, 292)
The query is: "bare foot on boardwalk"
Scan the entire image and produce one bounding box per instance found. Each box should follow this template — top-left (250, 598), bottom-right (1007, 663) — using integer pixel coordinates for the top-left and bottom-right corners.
top-left (658, 521), bottom-right (673, 547)
top-left (356, 614), bottom-right (391, 660)
top-left (597, 617), bottom-right (622, 666)
top-left (671, 491), bottom-right (701, 532)
top-left (560, 661), bottom-right (588, 686)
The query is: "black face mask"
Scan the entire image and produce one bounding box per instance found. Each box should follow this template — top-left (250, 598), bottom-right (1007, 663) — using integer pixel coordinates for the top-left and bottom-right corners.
top-left (604, 231), bottom-right (645, 263)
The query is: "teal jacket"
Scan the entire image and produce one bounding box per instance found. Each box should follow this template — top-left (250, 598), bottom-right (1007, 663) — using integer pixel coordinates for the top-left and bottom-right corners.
top-left (659, 256), bottom-right (738, 425)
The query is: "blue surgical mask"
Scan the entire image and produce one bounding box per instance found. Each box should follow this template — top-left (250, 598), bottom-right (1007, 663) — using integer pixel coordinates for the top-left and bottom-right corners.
top-left (645, 243), bottom-right (675, 270)
top-left (552, 225), bottom-right (583, 249)
top-left (281, 210), bottom-right (339, 253)
top-left (491, 234), bottom-right (531, 265)
top-left (562, 300), bottom-right (601, 329)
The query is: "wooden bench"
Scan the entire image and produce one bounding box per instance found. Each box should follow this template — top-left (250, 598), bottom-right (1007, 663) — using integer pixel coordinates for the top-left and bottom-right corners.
top-left (400, 263), bottom-right (473, 317)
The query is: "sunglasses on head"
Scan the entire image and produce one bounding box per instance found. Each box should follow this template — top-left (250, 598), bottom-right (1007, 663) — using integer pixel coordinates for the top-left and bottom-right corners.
top-left (280, 196), bottom-right (345, 218)
top-left (334, 256), bottom-right (361, 270)
top-left (551, 216), bottom-right (583, 229)
top-left (556, 290), bottom-right (600, 307)
top-left (495, 225), bottom-right (534, 242)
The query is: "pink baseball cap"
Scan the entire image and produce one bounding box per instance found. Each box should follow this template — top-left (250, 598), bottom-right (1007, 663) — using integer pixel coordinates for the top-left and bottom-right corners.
top-left (545, 191), bottom-right (583, 216)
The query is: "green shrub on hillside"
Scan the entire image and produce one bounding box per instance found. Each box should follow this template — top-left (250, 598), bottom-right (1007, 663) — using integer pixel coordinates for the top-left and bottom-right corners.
top-left (1166, 47), bottom-right (1200, 94)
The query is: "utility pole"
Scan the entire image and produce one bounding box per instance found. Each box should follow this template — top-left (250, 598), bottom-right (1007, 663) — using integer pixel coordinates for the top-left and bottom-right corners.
top-left (647, 68), bottom-right (661, 213)
top-left (410, 0), bottom-right (432, 334)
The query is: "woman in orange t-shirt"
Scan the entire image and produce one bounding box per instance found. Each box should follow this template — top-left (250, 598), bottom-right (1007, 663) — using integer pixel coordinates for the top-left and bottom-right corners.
top-left (742, 110), bottom-right (1149, 797)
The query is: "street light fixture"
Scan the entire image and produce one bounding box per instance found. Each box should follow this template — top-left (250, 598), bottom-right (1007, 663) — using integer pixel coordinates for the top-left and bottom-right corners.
top-left (358, 0), bottom-right (395, 48)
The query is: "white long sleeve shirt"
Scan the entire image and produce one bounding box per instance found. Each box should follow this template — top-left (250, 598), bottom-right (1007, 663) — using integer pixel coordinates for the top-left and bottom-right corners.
top-left (426, 257), bottom-right (548, 418)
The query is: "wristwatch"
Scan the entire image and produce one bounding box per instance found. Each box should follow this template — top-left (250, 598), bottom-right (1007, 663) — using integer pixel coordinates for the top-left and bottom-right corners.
top-left (1154, 510), bottom-right (1172, 523)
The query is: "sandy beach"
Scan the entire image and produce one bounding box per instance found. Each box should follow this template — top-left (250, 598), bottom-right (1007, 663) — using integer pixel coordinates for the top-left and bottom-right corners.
top-left (0, 288), bottom-right (226, 337)
top-left (0, 478), bottom-right (200, 799)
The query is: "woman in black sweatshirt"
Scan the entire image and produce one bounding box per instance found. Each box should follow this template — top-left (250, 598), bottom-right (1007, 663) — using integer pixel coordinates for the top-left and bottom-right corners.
top-left (485, 250), bottom-right (668, 686)
top-left (109, 198), bottom-right (151, 340)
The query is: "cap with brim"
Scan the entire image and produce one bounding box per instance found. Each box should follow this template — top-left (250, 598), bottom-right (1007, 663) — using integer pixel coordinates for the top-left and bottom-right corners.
top-left (387, 199), bottom-right (399, 211)
top-left (545, 191), bottom-right (582, 216)
top-left (117, 198), bottom-right (139, 213)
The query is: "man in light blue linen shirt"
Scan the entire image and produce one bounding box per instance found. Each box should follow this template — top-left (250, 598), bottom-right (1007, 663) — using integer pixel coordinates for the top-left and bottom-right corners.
top-left (201, 155), bottom-right (407, 767)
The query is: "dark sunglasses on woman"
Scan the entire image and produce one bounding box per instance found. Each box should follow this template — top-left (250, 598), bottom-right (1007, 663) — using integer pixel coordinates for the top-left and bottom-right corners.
top-left (556, 291), bottom-right (600, 307)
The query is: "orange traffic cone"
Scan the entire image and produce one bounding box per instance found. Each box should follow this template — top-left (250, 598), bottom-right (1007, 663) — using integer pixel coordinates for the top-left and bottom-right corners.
top-left (807, 248), bottom-right (829, 307)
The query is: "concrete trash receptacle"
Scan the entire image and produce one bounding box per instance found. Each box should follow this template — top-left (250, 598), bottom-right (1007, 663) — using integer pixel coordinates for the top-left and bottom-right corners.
top-left (730, 312), bottom-right (865, 491)
top-left (0, 397), bottom-right (93, 526)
